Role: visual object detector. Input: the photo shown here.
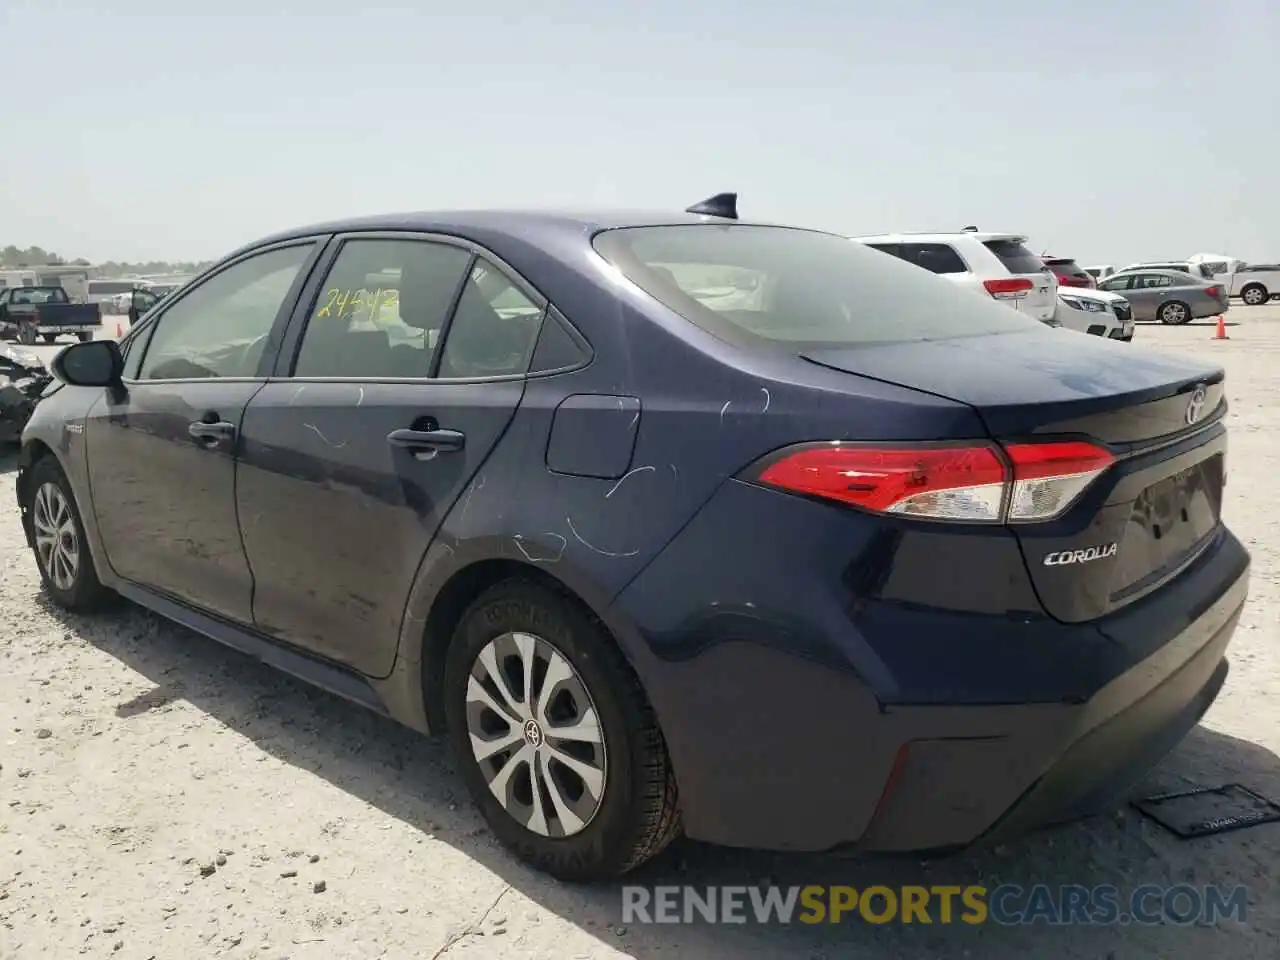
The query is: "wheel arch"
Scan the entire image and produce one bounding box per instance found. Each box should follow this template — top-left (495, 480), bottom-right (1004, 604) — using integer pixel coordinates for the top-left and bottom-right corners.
top-left (411, 557), bottom-right (629, 733)
top-left (16, 438), bottom-right (58, 543)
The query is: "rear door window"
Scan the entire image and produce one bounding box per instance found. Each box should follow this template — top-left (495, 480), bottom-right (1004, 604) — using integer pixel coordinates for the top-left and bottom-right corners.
top-left (982, 239), bottom-right (1046, 275)
top-left (592, 224), bottom-right (1040, 348)
top-left (292, 238), bottom-right (471, 378)
top-left (898, 243), bottom-right (968, 275)
top-left (436, 259), bottom-right (545, 378)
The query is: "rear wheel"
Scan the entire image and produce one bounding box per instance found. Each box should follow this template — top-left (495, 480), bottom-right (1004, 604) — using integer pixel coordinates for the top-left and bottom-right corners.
top-left (17, 321), bottom-right (37, 345)
top-left (1158, 300), bottom-right (1191, 325)
top-left (41, 334), bottom-right (57, 344)
top-left (1241, 283), bottom-right (1269, 306)
top-left (443, 579), bottom-right (680, 882)
top-left (25, 456), bottom-right (111, 612)
top-left (77, 332), bottom-right (93, 343)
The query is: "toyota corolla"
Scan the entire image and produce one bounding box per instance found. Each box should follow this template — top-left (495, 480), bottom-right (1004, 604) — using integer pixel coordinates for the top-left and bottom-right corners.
top-left (17, 195), bottom-right (1249, 881)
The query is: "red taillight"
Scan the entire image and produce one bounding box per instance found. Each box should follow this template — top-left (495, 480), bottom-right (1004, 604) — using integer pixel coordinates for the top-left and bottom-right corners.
top-left (983, 277), bottom-right (1035, 299)
top-left (752, 440), bottom-right (1115, 523)
top-left (1002, 441), bottom-right (1115, 521)
top-left (1205, 286), bottom-right (1220, 297)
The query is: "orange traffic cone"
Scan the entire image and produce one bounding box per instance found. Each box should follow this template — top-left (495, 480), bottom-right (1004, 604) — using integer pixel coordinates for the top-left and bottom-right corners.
top-left (115, 321), bottom-right (123, 338)
top-left (1212, 315), bottom-right (1228, 340)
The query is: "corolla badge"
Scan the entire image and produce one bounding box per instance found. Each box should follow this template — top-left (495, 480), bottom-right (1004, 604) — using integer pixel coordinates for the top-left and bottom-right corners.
top-left (1185, 384), bottom-right (1208, 425)
top-left (1044, 543), bottom-right (1118, 566)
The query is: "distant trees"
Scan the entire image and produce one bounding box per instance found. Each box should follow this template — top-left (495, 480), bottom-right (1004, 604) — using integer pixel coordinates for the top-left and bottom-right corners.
top-left (1, 244), bottom-right (211, 276)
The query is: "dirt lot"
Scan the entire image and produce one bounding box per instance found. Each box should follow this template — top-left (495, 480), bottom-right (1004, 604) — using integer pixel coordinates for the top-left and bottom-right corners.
top-left (3, 308), bottom-right (1278, 959)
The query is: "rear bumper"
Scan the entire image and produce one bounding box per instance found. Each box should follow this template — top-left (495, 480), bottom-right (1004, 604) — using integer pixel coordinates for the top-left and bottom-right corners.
top-left (861, 583), bottom-right (1240, 851)
top-left (613, 482), bottom-right (1250, 851)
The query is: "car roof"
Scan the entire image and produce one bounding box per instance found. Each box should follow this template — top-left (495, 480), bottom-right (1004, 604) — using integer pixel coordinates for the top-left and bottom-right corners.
top-left (241, 208), bottom-right (813, 255)
top-left (850, 231), bottom-right (1027, 244)
top-left (1110, 268), bottom-right (1204, 281)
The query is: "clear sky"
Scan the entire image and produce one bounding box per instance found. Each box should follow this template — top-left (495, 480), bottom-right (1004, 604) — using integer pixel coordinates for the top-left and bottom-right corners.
top-left (3, 0), bottom-right (1276, 265)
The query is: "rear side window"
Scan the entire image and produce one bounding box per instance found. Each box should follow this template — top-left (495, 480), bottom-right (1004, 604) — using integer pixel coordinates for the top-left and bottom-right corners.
top-left (436, 259), bottom-right (545, 378)
top-left (982, 239), bottom-right (1046, 275)
top-left (898, 243), bottom-right (968, 275)
top-left (591, 225), bottom-right (1041, 347)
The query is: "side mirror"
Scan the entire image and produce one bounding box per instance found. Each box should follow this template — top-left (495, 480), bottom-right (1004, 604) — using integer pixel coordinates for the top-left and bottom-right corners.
top-left (50, 339), bottom-right (124, 388)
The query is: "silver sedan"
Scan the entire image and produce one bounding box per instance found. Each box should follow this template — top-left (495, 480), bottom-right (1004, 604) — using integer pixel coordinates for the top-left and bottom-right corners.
top-left (1097, 269), bottom-right (1229, 325)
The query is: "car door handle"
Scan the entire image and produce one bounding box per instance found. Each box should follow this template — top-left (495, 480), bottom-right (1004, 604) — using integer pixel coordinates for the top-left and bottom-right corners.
top-left (387, 427), bottom-right (466, 454)
top-left (188, 419), bottom-right (236, 445)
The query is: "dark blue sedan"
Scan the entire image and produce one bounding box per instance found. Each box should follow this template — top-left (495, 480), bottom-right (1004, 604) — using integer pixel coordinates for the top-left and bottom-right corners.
top-left (16, 196), bottom-right (1250, 881)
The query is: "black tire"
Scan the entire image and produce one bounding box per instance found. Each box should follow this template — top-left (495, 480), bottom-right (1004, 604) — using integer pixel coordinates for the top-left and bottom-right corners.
top-left (1241, 283), bottom-right (1269, 306)
top-left (24, 455), bottom-right (112, 612)
top-left (17, 320), bottom-right (37, 345)
top-left (41, 334), bottom-right (57, 344)
top-left (1158, 300), bottom-right (1192, 325)
top-left (77, 332), bottom-right (93, 343)
top-left (443, 579), bottom-right (681, 882)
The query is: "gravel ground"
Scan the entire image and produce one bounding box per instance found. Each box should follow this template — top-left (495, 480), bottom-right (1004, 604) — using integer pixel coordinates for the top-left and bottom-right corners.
top-left (2, 307), bottom-right (1279, 959)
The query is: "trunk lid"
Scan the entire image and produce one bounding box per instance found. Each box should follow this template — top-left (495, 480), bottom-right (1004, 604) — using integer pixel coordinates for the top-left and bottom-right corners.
top-left (801, 330), bottom-right (1228, 623)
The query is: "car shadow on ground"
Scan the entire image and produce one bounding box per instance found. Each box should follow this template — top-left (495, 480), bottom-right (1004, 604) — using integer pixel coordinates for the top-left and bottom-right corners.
top-left (44, 598), bottom-right (1280, 960)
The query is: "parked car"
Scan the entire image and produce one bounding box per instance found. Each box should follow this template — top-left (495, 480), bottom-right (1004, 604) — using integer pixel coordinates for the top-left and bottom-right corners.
top-left (1055, 287), bottom-right (1133, 340)
top-left (851, 230), bottom-right (1058, 323)
top-left (1042, 256), bottom-right (1096, 289)
top-left (1098, 269), bottom-right (1229, 324)
top-left (110, 287), bottom-right (162, 321)
top-left (18, 198), bottom-right (1249, 882)
top-left (87, 279), bottom-right (148, 315)
top-left (0, 346), bottom-right (51, 444)
top-left (1084, 265), bottom-right (1115, 281)
top-left (1116, 260), bottom-right (1217, 282)
top-left (1223, 263), bottom-right (1280, 306)
top-left (0, 285), bottom-right (102, 344)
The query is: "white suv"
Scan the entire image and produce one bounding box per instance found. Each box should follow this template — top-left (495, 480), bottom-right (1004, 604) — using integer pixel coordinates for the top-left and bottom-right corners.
top-left (851, 230), bottom-right (1059, 323)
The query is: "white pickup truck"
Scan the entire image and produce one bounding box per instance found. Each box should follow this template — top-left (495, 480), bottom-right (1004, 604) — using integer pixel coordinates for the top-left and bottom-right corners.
top-left (1225, 264), bottom-right (1280, 306)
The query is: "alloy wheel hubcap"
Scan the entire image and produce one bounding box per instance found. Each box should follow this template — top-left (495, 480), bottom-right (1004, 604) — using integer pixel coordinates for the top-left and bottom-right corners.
top-left (1164, 304), bottom-right (1186, 323)
top-left (33, 482), bottom-right (79, 590)
top-left (465, 631), bottom-right (607, 838)
top-left (1245, 289), bottom-right (1264, 304)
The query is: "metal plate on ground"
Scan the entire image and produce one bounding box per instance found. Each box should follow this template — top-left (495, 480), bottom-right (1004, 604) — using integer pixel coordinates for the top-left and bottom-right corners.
top-left (1132, 783), bottom-right (1280, 839)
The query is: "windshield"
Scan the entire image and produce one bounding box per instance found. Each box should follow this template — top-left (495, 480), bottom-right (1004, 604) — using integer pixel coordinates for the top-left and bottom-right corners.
top-left (591, 224), bottom-right (1042, 348)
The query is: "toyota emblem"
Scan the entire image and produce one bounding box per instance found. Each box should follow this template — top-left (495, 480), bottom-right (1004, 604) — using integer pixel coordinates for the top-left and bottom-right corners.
top-left (1185, 385), bottom-right (1208, 425)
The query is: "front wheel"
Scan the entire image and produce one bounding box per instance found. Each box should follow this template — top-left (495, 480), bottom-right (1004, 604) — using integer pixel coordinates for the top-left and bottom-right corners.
top-left (77, 332), bottom-right (93, 343)
top-left (41, 334), bottom-right (58, 344)
top-left (1158, 300), bottom-right (1191, 325)
top-left (443, 579), bottom-right (681, 882)
top-left (25, 456), bottom-right (111, 611)
top-left (1241, 283), bottom-right (1269, 306)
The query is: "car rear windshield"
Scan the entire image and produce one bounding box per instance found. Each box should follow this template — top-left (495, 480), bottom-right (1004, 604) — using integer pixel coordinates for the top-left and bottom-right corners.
top-left (591, 224), bottom-right (1042, 347)
top-left (7, 287), bottom-right (67, 304)
top-left (1044, 258), bottom-right (1083, 271)
top-left (983, 239), bottom-right (1046, 275)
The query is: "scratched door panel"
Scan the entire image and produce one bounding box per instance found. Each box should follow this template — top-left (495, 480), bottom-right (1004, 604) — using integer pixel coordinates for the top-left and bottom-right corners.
top-left (235, 379), bottom-right (524, 676)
